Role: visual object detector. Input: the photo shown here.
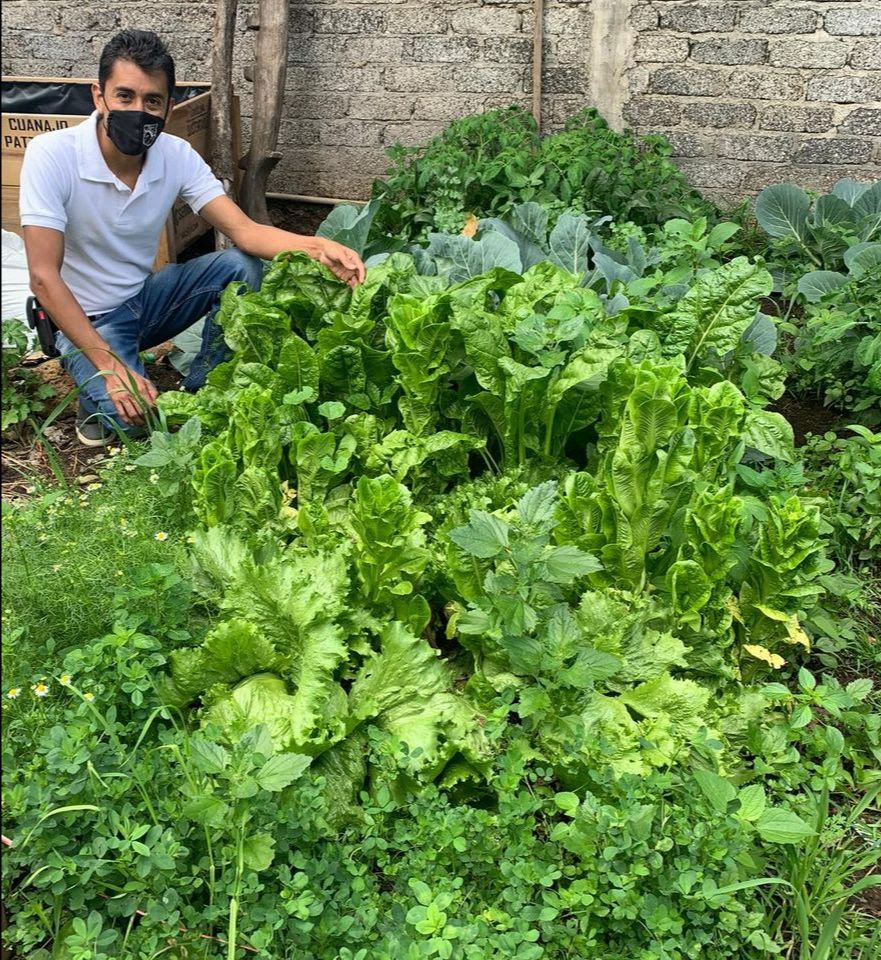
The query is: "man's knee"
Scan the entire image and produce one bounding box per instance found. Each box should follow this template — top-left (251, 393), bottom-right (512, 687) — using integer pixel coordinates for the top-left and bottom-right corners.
top-left (215, 249), bottom-right (264, 292)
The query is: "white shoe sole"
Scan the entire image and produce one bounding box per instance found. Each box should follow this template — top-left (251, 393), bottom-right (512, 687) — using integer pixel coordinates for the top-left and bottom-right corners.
top-left (75, 424), bottom-right (113, 447)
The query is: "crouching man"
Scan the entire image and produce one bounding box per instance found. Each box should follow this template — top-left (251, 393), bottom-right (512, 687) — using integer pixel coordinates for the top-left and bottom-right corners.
top-left (20, 29), bottom-right (365, 446)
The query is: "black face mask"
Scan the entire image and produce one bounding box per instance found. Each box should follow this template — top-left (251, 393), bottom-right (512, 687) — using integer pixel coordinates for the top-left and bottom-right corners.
top-left (105, 109), bottom-right (165, 156)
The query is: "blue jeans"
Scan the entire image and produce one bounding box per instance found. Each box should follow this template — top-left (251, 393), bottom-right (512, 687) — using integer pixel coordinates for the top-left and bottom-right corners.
top-left (57, 249), bottom-right (264, 427)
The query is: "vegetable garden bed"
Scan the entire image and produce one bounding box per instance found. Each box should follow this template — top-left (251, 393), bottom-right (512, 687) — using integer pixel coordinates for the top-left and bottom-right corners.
top-left (2, 106), bottom-right (879, 960)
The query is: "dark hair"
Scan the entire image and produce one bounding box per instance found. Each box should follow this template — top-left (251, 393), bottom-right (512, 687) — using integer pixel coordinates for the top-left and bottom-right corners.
top-left (98, 30), bottom-right (176, 98)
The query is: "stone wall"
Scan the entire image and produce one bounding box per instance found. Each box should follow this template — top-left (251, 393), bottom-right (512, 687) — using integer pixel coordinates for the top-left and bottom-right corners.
top-left (2, 0), bottom-right (879, 204)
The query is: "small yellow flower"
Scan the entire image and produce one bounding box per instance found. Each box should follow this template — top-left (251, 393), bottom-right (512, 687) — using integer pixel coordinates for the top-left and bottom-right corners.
top-left (124, 464), bottom-right (136, 472)
top-left (6, 688), bottom-right (21, 700)
top-left (83, 692), bottom-right (95, 702)
top-left (32, 682), bottom-right (49, 698)
top-left (87, 483), bottom-right (102, 492)
top-left (59, 674), bottom-right (72, 687)
top-left (149, 473), bottom-right (160, 484)
top-left (108, 446), bottom-right (121, 456)
top-left (154, 531), bottom-right (169, 542)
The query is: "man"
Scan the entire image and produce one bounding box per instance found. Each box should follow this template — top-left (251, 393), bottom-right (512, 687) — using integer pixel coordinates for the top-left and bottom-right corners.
top-left (20, 29), bottom-right (365, 446)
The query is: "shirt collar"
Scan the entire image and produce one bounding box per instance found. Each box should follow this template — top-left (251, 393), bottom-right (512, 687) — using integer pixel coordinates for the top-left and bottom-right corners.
top-left (76, 110), bottom-right (166, 190)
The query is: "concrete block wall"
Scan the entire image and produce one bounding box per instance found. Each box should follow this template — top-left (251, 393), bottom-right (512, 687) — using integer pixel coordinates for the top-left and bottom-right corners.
top-left (2, 0), bottom-right (879, 205)
top-left (625, 0), bottom-right (881, 204)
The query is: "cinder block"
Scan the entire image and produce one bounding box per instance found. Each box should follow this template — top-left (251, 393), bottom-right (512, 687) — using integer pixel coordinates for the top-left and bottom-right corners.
top-left (413, 95), bottom-right (488, 121)
top-left (650, 67), bottom-right (729, 97)
top-left (807, 75), bottom-right (881, 103)
top-left (840, 107), bottom-right (881, 138)
top-left (768, 39), bottom-right (848, 69)
top-left (405, 36), bottom-right (482, 64)
top-left (348, 95), bottom-right (414, 121)
top-left (624, 97), bottom-right (683, 127)
top-left (824, 7), bottom-right (881, 36)
top-left (681, 102), bottom-right (757, 129)
top-left (659, 5), bottom-right (739, 33)
top-left (484, 36), bottom-right (533, 64)
top-left (635, 36), bottom-right (690, 63)
top-left (759, 106), bottom-right (834, 133)
top-left (739, 8), bottom-right (819, 35)
top-left (849, 38), bottom-right (881, 70)
top-left (381, 120), bottom-right (449, 147)
top-left (730, 71), bottom-right (805, 100)
top-left (319, 121), bottom-right (383, 148)
top-left (691, 39), bottom-right (768, 65)
top-left (384, 7), bottom-right (449, 35)
top-left (795, 139), bottom-right (875, 164)
top-left (544, 6), bottom-right (591, 36)
top-left (312, 8), bottom-right (384, 34)
top-left (541, 66), bottom-right (588, 95)
top-left (675, 159), bottom-right (746, 190)
top-left (451, 8), bottom-right (522, 34)
top-left (717, 134), bottom-right (795, 162)
top-left (663, 132), bottom-right (708, 157)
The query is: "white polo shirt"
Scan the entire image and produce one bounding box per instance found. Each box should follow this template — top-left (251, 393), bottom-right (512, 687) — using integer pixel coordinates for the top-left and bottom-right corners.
top-left (19, 111), bottom-right (225, 316)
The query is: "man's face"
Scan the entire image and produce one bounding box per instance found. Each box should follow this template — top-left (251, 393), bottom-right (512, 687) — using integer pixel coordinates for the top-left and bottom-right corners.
top-left (92, 60), bottom-right (171, 119)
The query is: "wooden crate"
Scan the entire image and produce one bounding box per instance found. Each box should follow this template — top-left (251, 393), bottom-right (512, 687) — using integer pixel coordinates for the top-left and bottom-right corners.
top-left (1, 77), bottom-right (241, 269)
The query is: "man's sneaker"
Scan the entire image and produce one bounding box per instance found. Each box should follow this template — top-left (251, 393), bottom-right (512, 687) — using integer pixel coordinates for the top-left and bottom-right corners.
top-left (75, 407), bottom-right (117, 447)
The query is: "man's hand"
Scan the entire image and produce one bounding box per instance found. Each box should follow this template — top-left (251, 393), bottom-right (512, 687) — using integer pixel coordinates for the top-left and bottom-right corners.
top-left (314, 237), bottom-right (366, 287)
top-left (101, 361), bottom-right (159, 426)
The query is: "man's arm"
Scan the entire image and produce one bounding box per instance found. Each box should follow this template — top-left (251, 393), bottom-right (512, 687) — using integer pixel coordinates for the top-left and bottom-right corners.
top-left (23, 225), bottom-right (158, 426)
top-left (198, 194), bottom-right (366, 287)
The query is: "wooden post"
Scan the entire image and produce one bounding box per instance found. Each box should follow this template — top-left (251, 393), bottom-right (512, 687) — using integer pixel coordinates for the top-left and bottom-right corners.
top-left (532, 0), bottom-right (544, 132)
top-left (238, 0), bottom-right (288, 223)
top-left (211, 0), bottom-right (239, 249)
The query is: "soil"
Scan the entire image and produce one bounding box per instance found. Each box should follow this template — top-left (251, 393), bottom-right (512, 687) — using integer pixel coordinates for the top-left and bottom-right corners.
top-left (267, 197), bottom-right (332, 236)
top-left (1, 347), bottom-right (183, 501)
top-left (770, 392), bottom-right (845, 447)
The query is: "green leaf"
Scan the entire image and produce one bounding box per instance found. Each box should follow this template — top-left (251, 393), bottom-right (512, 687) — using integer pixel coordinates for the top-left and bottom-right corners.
top-left (755, 808), bottom-right (814, 844)
top-left (554, 792), bottom-right (580, 815)
top-left (318, 400), bottom-right (346, 420)
top-left (844, 241), bottom-right (881, 278)
top-left (790, 704), bottom-right (812, 729)
top-left (449, 510), bottom-right (510, 559)
top-left (182, 795), bottom-right (229, 827)
top-left (694, 769), bottom-right (737, 815)
top-left (548, 213), bottom-right (594, 275)
top-left (189, 738), bottom-right (229, 775)
top-left (797, 271), bottom-right (848, 304)
top-left (316, 199), bottom-right (381, 256)
top-left (660, 258), bottom-right (773, 370)
top-left (852, 181), bottom-right (881, 241)
top-left (348, 622), bottom-right (485, 775)
top-left (743, 409), bottom-right (794, 462)
top-left (755, 184), bottom-right (810, 240)
top-left (542, 546), bottom-right (602, 582)
top-left (255, 753), bottom-right (312, 792)
top-left (832, 179), bottom-right (869, 207)
top-left (517, 480), bottom-right (558, 526)
top-left (409, 879), bottom-right (433, 907)
top-left (736, 784), bottom-right (766, 822)
top-left (846, 678), bottom-right (873, 701)
top-left (741, 313), bottom-right (777, 356)
top-left (242, 832), bottom-right (276, 872)
top-left (426, 231), bottom-right (522, 281)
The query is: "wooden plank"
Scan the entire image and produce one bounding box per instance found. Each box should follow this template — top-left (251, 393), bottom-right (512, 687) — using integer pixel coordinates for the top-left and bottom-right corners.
top-left (2, 183), bottom-right (22, 235)
top-left (2, 114), bottom-right (80, 159)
